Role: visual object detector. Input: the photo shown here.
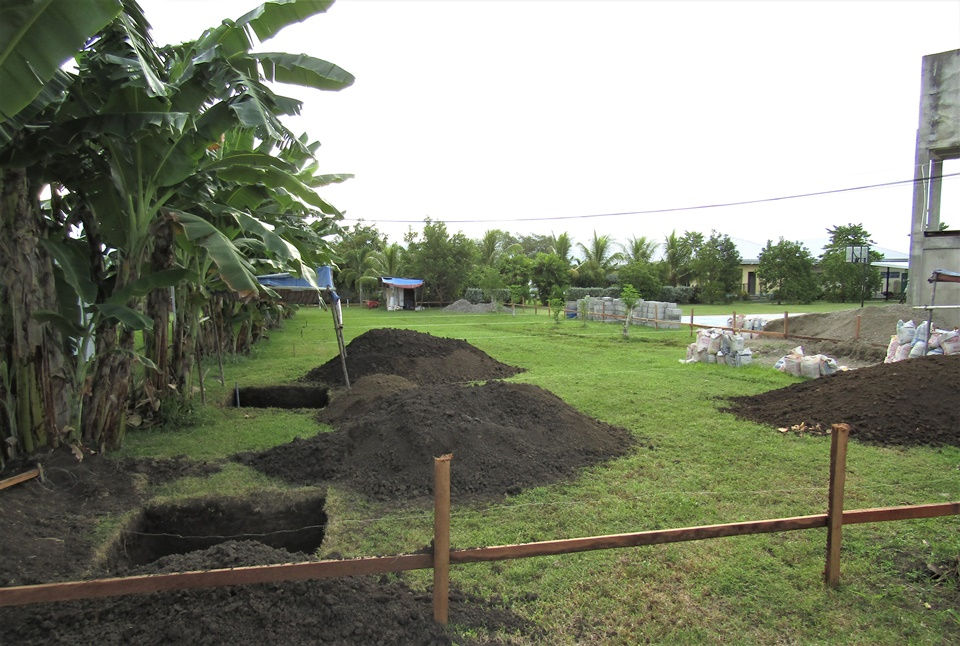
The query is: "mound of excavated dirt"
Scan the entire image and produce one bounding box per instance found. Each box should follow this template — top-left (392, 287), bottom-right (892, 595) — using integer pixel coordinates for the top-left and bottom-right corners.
top-left (724, 354), bottom-right (960, 447)
top-left (237, 381), bottom-right (638, 499)
top-left (763, 305), bottom-right (953, 346)
top-left (301, 328), bottom-right (522, 386)
top-left (1, 540), bottom-right (535, 645)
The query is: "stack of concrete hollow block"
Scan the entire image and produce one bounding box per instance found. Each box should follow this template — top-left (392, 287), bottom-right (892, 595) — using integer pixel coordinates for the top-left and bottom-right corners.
top-left (577, 297), bottom-right (681, 329)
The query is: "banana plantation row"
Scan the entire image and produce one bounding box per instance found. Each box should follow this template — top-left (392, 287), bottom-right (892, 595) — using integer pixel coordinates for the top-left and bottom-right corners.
top-left (0, 0), bottom-right (352, 467)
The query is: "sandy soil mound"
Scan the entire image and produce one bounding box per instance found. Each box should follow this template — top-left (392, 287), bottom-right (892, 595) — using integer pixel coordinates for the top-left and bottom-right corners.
top-left (238, 381), bottom-right (638, 500)
top-left (1, 540), bottom-right (534, 645)
top-left (301, 328), bottom-right (522, 386)
top-left (724, 354), bottom-right (960, 447)
top-left (444, 299), bottom-right (499, 313)
top-left (763, 305), bottom-right (953, 346)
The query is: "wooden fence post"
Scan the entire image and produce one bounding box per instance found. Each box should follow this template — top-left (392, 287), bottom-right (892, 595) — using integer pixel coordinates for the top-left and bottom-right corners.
top-left (824, 423), bottom-right (850, 587)
top-left (689, 308), bottom-right (695, 337)
top-left (783, 311), bottom-right (789, 339)
top-left (433, 454), bottom-right (453, 625)
top-left (732, 310), bottom-right (737, 334)
top-left (854, 314), bottom-right (861, 341)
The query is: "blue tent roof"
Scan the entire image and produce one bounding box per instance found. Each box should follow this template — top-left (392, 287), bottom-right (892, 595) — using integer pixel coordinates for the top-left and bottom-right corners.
top-left (382, 276), bottom-right (423, 289)
top-left (257, 266), bottom-right (335, 291)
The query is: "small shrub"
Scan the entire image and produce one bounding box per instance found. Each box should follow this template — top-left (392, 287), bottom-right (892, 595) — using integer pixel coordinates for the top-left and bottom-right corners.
top-left (485, 288), bottom-right (510, 304)
top-left (463, 287), bottom-right (484, 304)
top-left (660, 285), bottom-right (700, 304)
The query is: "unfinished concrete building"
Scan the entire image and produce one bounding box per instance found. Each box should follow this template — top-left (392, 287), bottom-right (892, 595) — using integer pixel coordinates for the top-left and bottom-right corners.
top-left (908, 49), bottom-right (960, 327)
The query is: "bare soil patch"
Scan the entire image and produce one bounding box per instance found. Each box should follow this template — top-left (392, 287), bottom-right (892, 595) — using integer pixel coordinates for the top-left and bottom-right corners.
top-left (301, 328), bottom-right (522, 387)
top-left (724, 354), bottom-right (960, 447)
top-left (238, 380), bottom-right (638, 500)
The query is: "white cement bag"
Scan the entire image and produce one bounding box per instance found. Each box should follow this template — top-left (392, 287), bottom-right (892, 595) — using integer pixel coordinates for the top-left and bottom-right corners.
top-left (707, 334), bottom-right (721, 354)
top-left (927, 331), bottom-right (941, 350)
top-left (696, 331), bottom-right (710, 352)
top-left (801, 355), bottom-right (821, 378)
top-left (884, 336), bottom-right (900, 363)
top-left (897, 320), bottom-right (916, 344)
top-left (894, 342), bottom-right (913, 362)
top-left (914, 321), bottom-right (929, 345)
top-left (820, 356), bottom-right (839, 376)
top-left (736, 348), bottom-right (752, 367)
top-left (780, 355), bottom-right (802, 377)
top-left (941, 330), bottom-right (960, 355)
top-left (909, 341), bottom-right (928, 359)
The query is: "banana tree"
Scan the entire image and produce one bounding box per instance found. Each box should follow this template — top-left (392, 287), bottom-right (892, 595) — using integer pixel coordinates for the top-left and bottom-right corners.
top-left (0, 0), bottom-right (126, 466)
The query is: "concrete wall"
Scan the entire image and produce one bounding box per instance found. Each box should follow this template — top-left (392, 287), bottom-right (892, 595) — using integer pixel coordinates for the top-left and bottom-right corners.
top-left (908, 49), bottom-right (960, 327)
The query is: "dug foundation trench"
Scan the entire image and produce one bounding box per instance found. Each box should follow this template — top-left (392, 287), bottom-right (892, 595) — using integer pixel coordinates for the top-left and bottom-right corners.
top-left (106, 493), bottom-right (327, 571)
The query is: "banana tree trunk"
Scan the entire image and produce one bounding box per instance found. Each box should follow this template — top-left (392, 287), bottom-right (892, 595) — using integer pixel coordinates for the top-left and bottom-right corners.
top-left (142, 215), bottom-right (174, 409)
top-left (81, 319), bottom-right (134, 450)
top-left (0, 168), bottom-right (73, 462)
top-left (171, 283), bottom-right (199, 394)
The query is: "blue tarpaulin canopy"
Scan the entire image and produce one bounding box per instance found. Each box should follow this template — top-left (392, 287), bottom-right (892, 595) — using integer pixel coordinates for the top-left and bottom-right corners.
top-left (381, 276), bottom-right (423, 289)
top-left (256, 266), bottom-right (335, 291)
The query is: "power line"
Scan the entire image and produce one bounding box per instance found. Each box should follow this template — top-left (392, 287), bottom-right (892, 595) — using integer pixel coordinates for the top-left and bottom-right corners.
top-left (342, 172), bottom-right (960, 225)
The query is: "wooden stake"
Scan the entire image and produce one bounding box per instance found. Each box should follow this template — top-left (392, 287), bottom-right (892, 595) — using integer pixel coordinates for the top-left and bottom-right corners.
top-left (0, 466), bottom-right (42, 492)
top-left (732, 310), bottom-right (737, 334)
top-left (689, 308), bottom-right (695, 337)
top-left (854, 314), bottom-right (861, 341)
top-left (783, 311), bottom-right (789, 339)
top-left (433, 454), bottom-right (452, 625)
top-left (825, 423), bottom-right (850, 587)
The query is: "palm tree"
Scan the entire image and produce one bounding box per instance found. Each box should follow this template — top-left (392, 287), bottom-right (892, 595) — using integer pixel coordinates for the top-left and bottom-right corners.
top-left (371, 243), bottom-right (406, 278)
top-left (549, 232), bottom-right (573, 265)
top-left (623, 235), bottom-right (658, 264)
top-left (575, 231), bottom-right (623, 285)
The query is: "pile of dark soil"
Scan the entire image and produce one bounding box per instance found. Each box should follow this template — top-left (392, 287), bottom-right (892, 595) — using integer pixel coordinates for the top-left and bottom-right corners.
top-left (1, 540), bottom-right (535, 645)
top-left (301, 328), bottom-right (522, 386)
top-left (724, 354), bottom-right (960, 447)
top-left (237, 380), bottom-right (637, 499)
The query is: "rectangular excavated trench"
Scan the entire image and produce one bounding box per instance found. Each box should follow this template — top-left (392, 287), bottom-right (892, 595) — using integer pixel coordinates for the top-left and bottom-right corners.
top-left (108, 494), bottom-right (326, 570)
top-left (230, 385), bottom-right (329, 409)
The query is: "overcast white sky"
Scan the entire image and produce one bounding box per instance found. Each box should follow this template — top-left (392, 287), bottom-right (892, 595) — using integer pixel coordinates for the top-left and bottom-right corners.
top-left (141, 0), bottom-right (960, 258)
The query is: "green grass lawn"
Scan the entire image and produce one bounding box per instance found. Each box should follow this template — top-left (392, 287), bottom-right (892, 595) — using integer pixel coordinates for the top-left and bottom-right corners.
top-left (119, 305), bottom-right (960, 644)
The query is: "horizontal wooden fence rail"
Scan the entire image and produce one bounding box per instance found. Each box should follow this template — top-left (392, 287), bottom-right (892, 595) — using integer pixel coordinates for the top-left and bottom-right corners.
top-left (1, 501), bottom-right (956, 609)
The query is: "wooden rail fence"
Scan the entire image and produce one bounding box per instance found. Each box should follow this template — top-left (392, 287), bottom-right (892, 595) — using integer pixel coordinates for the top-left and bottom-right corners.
top-left (1, 424), bottom-right (956, 627)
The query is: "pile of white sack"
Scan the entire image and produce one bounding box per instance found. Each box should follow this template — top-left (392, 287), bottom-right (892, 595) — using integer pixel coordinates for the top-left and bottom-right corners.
top-left (681, 328), bottom-right (753, 367)
top-left (774, 347), bottom-right (843, 378)
top-left (884, 319), bottom-right (960, 362)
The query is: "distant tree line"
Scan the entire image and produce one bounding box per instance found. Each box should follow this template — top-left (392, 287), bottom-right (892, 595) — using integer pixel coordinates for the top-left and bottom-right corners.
top-left (331, 221), bottom-right (885, 308)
